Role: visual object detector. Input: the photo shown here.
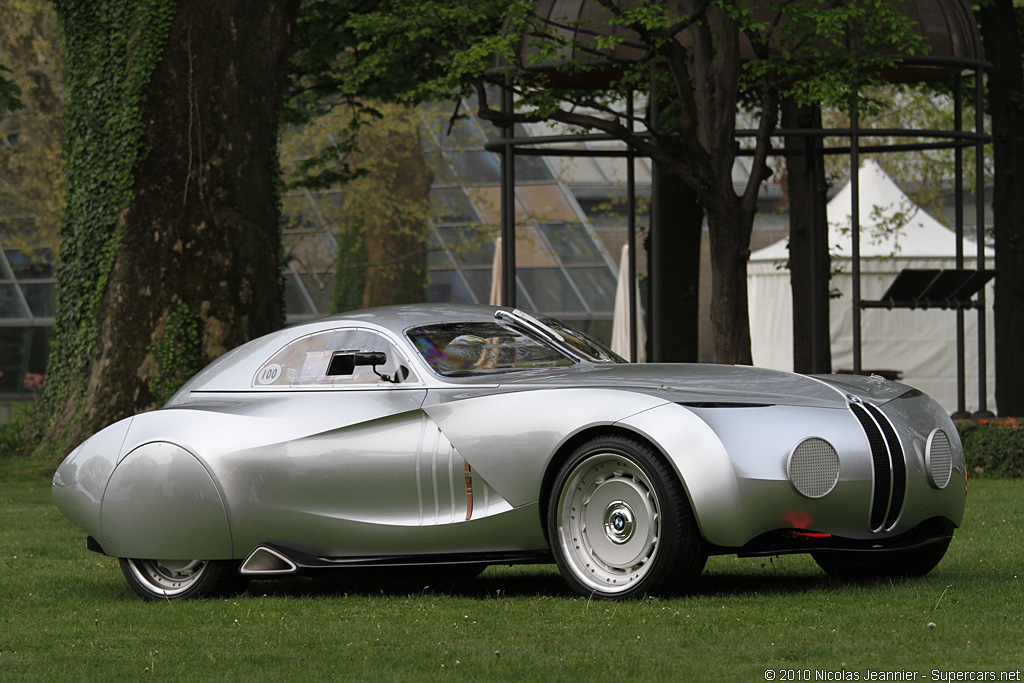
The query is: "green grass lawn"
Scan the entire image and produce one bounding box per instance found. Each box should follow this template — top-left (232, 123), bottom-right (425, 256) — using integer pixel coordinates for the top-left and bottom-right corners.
top-left (1, 456), bottom-right (1021, 681)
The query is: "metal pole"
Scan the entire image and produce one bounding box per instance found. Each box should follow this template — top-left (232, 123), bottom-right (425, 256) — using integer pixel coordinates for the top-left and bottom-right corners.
top-left (627, 93), bottom-right (638, 362)
top-left (500, 76), bottom-right (517, 308)
top-left (807, 105), bottom-right (829, 374)
top-left (974, 67), bottom-right (993, 417)
top-left (649, 73), bottom-right (661, 362)
top-left (953, 76), bottom-right (968, 418)
top-left (851, 100), bottom-right (862, 375)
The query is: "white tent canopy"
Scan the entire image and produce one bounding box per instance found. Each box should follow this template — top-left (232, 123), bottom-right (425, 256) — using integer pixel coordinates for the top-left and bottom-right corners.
top-left (611, 244), bottom-right (647, 362)
top-left (748, 160), bottom-right (994, 414)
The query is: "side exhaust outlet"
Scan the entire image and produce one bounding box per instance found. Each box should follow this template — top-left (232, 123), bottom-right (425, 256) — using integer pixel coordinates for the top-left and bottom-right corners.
top-left (240, 546), bottom-right (299, 575)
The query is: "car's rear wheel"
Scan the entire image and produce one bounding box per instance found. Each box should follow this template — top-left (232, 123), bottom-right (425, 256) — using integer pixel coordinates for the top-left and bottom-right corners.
top-left (119, 558), bottom-right (250, 601)
top-left (548, 435), bottom-right (706, 598)
top-left (812, 537), bottom-right (952, 579)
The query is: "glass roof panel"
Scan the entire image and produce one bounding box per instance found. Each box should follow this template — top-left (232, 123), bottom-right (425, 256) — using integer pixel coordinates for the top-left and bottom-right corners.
top-left (22, 282), bottom-right (56, 318)
top-left (0, 283), bottom-right (30, 318)
top-left (0, 328), bottom-right (26, 392)
top-left (4, 249), bottom-right (54, 279)
top-left (548, 156), bottom-right (607, 185)
top-left (308, 190), bottom-right (345, 225)
top-left (465, 186), bottom-right (502, 225)
top-left (429, 269), bottom-right (475, 304)
top-left (283, 271), bottom-right (315, 315)
top-left (514, 155), bottom-right (553, 181)
top-left (298, 273), bottom-right (333, 315)
top-left (427, 228), bottom-right (451, 269)
top-left (461, 269), bottom-right (492, 304)
top-left (538, 222), bottom-right (603, 264)
top-left (593, 156), bottom-right (628, 184)
top-left (449, 151), bottom-right (500, 183)
top-left (516, 225), bottom-right (558, 268)
top-left (516, 268), bottom-right (584, 313)
top-left (444, 115), bottom-right (487, 149)
top-left (435, 226), bottom-right (495, 267)
top-left (516, 185), bottom-right (579, 223)
top-left (566, 266), bottom-right (617, 312)
top-left (424, 149), bottom-right (455, 181)
top-left (430, 187), bottom-right (479, 223)
top-left (0, 254), bottom-right (13, 281)
top-left (286, 232), bottom-right (337, 273)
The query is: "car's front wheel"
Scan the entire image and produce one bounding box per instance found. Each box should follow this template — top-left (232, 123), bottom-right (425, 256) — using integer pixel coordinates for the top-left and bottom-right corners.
top-left (547, 435), bottom-right (707, 598)
top-left (119, 558), bottom-right (250, 601)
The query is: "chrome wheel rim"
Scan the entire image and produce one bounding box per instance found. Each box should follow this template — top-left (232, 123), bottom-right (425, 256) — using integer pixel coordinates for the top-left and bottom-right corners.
top-left (556, 453), bottom-right (660, 594)
top-left (125, 559), bottom-right (208, 597)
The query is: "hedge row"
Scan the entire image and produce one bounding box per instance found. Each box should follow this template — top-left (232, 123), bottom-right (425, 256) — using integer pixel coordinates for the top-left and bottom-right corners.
top-left (957, 419), bottom-right (1024, 479)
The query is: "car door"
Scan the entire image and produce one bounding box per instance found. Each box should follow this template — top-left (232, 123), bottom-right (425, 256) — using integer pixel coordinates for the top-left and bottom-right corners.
top-left (224, 325), bottom-right (541, 559)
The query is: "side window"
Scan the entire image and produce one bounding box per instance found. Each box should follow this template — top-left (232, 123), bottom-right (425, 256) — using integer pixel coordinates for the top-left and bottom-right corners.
top-left (254, 328), bottom-right (418, 387)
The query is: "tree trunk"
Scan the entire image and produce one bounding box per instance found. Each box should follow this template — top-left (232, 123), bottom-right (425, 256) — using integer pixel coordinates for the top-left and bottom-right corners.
top-left (705, 197), bottom-right (755, 366)
top-left (979, 0), bottom-right (1024, 417)
top-left (782, 99), bottom-right (832, 374)
top-left (648, 162), bottom-right (701, 363)
top-left (34, 0), bottom-right (300, 457)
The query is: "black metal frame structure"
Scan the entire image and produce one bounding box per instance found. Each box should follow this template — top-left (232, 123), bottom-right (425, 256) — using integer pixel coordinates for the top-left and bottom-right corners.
top-left (484, 34), bottom-right (992, 416)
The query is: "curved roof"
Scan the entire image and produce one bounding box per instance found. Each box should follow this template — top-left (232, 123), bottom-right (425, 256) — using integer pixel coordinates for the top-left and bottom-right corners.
top-left (518, 0), bottom-right (981, 86)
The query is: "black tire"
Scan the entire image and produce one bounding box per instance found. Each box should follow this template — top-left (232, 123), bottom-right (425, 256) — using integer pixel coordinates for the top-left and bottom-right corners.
top-left (812, 536), bottom-right (952, 579)
top-left (119, 558), bottom-right (250, 601)
top-left (547, 435), bottom-right (707, 598)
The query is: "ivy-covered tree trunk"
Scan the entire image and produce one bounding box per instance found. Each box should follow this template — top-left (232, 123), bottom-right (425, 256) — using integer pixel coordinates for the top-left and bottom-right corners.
top-left (979, 0), bottom-right (1024, 417)
top-left (32, 0), bottom-right (300, 457)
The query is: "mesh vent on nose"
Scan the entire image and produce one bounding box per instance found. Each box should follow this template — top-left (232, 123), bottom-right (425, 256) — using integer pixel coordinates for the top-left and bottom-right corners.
top-left (788, 437), bottom-right (841, 499)
top-left (926, 429), bottom-right (953, 489)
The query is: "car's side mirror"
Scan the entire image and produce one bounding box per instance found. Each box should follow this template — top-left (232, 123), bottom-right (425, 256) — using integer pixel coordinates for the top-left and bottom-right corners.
top-left (353, 351), bottom-right (387, 367)
top-left (326, 351), bottom-right (387, 377)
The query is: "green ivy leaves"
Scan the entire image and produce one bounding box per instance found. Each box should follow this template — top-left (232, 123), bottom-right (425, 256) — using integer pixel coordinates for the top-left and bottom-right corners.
top-left (31, 0), bottom-right (176, 447)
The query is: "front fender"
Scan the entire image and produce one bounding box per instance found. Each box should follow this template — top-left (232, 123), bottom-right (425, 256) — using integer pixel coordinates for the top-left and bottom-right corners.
top-left (99, 442), bottom-right (233, 560)
top-left (615, 403), bottom-right (747, 547)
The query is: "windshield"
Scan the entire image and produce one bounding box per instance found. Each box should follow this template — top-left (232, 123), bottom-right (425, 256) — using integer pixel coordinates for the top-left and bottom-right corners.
top-left (407, 321), bottom-right (575, 377)
top-left (539, 316), bottom-right (624, 363)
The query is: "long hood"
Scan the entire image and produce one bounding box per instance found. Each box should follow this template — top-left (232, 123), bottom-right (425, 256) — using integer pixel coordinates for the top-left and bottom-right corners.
top-left (485, 363), bottom-right (885, 409)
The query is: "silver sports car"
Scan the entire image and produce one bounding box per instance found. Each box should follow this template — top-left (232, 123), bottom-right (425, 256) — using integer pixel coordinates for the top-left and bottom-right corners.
top-left (52, 304), bottom-right (966, 600)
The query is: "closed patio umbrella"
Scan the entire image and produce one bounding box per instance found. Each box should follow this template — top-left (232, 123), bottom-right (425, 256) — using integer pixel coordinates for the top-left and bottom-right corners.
top-left (611, 244), bottom-right (646, 362)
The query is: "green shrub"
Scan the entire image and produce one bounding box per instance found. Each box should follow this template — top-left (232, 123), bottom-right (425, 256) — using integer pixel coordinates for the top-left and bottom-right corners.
top-left (957, 419), bottom-right (1024, 478)
top-left (0, 418), bottom-right (28, 457)
top-left (0, 402), bottom-right (35, 458)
